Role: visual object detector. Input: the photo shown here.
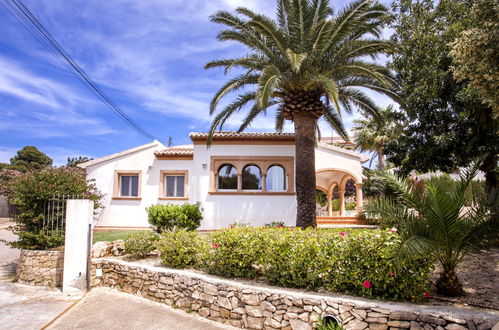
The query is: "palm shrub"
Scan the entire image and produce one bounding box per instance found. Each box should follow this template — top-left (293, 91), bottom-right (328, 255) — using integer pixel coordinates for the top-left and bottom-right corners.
top-left (205, 0), bottom-right (397, 228)
top-left (363, 164), bottom-right (497, 296)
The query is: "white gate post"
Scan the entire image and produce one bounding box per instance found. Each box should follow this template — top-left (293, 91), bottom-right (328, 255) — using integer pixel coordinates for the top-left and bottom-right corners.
top-left (63, 199), bottom-right (93, 293)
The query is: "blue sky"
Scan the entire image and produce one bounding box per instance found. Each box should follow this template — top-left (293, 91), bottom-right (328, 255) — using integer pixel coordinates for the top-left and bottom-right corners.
top-left (0, 0), bottom-right (392, 165)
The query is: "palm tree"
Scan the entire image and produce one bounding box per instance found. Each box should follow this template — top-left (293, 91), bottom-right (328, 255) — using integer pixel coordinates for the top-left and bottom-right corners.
top-left (205, 0), bottom-right (397, 228)
top-left (363, 165), bottom-right (496, 296)
top-left (352, 104), bottom-right (400, 170)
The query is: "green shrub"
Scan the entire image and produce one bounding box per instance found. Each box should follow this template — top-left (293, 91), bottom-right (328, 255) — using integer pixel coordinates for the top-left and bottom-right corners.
top-left (147, 202), bottom-right (203, 233)
top-left (346, 202), bottom-right (356, 210)
top-left (124, 231), bottom-right (159, 259)
top-left (264, 221), bottom-right (285, 228)
top-left (7, 167), bottom-right (102, 250)
top-left (156, 229), bottom-right (206, 268)
top-left (204, 227), bottom-right (268, 278)
top-left (228, 221), bottom-right (251, 228)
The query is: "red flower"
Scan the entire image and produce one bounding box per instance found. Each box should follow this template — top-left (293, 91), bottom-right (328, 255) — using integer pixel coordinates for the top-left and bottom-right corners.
top-left (212, 243), bottom-right (219, 249)
top-left (276, 225), bottom-right (282, 229)
top-left (363, 280), bottom-right (371, 288)
top-left (261, 226), bottom-right (265, 229)
top-left (229, 225), bottom-right (234, 229)
top-left (290, 227), bottom-right (294, 232)
top-left (340, 232), bottom-right (346, 237)
top-left (423, 292), bottom-right (431, 298)
top-left (389, 272), bottom-right (395, 277)
top-left (389, 227), bottom-right (398, 233)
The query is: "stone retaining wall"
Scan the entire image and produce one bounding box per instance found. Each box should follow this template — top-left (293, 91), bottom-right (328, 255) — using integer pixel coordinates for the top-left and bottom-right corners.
top-left (16, 249), bottom-right (64, 287)
top-left (91, 258), bottom-right (499, 330)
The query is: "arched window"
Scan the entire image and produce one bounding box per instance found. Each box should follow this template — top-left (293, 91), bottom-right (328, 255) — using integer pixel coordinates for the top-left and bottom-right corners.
top-left (266, 165), bottom-right (286, 191)
top-left (217, 164), bottom-right (238, 190)
top-left (242, 165), bottom-right (262, 190)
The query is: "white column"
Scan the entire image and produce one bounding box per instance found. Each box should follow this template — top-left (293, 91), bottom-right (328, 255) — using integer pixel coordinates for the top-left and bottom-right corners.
top-left (63, 199), bottom-right (93, 293)
top-left (355, 183), bottom-right (364, 214)
top-left (327, 193), bottom-right (333, 217)
top-left (339, 189), bottom-right (345, 216)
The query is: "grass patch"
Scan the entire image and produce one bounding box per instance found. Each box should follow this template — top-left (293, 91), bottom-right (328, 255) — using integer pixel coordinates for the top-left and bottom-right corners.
top-left (93, 230), bottom-right (142, 244)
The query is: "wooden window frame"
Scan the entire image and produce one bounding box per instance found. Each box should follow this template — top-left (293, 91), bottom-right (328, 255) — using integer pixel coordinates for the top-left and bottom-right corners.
top-left (113, 170), bottom-right (142, 200)
top-left (209, 156), bottom-right (295, 195)
top-left (159, 170), bottom-right (189, 200)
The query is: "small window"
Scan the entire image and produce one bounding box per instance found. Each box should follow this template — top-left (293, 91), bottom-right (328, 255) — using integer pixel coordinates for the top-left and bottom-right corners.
top-left (218, 164), bottom-right (238, 190)
top-left (242, 165), bottom-right (262, 190)
top-left (266, 165), bottom-right (286, 191)
top-left (120, 175), bottom-right (139, 197)
top-left (165, 175), bottom-right (185, 197)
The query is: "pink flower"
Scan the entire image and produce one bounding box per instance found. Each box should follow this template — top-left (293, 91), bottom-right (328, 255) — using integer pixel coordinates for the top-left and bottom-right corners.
top-left (229, 225), bottom-right (234, 229)
top-left (423, 292), bottom-right (431, 298)
top-left (276, 225), bottom-right (282, 229)
top-left (290, 227), bottom-right (295, 232)
top-left (261, 226), bottom-right (265, 229)
top-left (363, 280), bottom-right (371, 289)
top-left (389, 272), bottom-right (395, 277)
top-left (340, 232), bottom-right (346, 237)
top-left (389, 227), bottom-right (397, 233)
top-left (212, 243), bottom-right (219, 249)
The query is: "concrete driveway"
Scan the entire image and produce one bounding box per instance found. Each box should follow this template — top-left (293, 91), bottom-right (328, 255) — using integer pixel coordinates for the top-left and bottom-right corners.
top-left (47, 287), bottom-right (235, 330)
top-left (0, 223), bottom-right (233, 330)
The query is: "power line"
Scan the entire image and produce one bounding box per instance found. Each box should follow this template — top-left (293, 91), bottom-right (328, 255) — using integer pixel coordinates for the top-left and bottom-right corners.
top-left (1, 0), bottom-right (159, 141)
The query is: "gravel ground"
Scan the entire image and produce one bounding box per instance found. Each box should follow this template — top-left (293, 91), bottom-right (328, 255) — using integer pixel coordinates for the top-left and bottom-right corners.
top-left (429, 248), bottom-right (498, 311)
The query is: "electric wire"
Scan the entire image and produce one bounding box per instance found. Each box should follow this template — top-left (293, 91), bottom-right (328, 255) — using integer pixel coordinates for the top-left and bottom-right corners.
top-left (1, 0), bottom-right (158, 141)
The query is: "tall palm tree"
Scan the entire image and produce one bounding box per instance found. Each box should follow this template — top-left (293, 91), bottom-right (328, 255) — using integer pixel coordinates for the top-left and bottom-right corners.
top-left (205, 0), bottom-right (397, 228)
top-left (363, 164), bottom-right (496, 296)
top-left (352, 104), bottom-right (401, 170)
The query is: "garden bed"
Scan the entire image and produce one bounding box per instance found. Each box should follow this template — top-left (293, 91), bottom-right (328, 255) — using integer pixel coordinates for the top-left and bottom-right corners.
top-left (428, 248), bottom-right (498, 311)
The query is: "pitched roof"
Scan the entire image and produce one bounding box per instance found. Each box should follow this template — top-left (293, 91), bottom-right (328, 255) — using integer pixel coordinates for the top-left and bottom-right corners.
top-left (154, 145), bottom-right (194, 159)
top-left (78, 140), bottom-right (162, 168)
top-left (190, 132), bottom-right (295, 144)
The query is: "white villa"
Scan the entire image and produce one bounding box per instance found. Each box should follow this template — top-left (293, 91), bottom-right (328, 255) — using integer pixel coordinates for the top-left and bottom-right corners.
top-left (80, 132), bottom-right (369, 230)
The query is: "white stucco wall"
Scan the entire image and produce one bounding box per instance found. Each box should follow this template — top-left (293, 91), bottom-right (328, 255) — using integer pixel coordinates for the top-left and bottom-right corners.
top-left (193, 144), bottom-right (297, 229)
top-left (85, 140), bottom-right (366, 230)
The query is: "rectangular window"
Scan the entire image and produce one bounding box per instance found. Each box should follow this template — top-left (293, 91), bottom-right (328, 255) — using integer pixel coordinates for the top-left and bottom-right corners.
top-left (159, 170), bottom-right (188, 200)
top-left (165, 175), bottom-right (185, 197)
top-left (120, 175), bottom-right (139, 197)
top-left (113, 170), bottom-right (141, 199)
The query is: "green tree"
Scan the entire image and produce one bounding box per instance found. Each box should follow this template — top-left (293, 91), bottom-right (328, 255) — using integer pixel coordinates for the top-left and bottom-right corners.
top-left (66, 156), bottom-right (93, 167)
top-left (205, 0), bottom-right (396, 228)
top-left (363, 164), bottom-right (497, 296)
top-left (449, 0), bottom-right (499, 118)
top-left (352, 105), bottom-right (401, 170)
top-left (10, 146), bottom-right (53, 172)
top-left (7, 167), bottom-right (102, 250)
top-left (386, 0), bottom-right (498, 218)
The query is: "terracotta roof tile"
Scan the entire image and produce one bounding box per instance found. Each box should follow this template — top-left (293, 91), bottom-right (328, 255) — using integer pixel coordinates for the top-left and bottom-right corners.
top-left (189, 132), bottom-right (295, 143)
top-left (154, 147), bottom-right (194, 156)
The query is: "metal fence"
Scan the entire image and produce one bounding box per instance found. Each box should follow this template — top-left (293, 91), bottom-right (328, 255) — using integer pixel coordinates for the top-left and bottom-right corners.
top-left (42, 194), bottom-right (88, 235)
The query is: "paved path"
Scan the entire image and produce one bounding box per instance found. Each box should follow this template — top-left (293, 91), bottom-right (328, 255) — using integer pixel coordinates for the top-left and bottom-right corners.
top-left (0, 224), bottom-right (229, 330)
top-left (47, 287), bottom-right (235, 330)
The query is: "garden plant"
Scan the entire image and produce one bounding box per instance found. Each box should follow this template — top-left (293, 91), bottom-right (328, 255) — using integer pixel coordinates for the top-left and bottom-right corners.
top-left (363, 164), bottom-right (497, 296)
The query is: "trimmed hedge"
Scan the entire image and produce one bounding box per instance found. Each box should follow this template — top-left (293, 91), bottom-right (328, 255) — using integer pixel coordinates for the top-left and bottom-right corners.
top-left (127, 227), bottom-right (433, 302)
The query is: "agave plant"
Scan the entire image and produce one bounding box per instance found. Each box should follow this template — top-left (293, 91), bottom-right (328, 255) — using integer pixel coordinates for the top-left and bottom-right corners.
top-left (205, 0), bottom-right (397, 228)
top-left (363, 164), bottom-right (497, 296)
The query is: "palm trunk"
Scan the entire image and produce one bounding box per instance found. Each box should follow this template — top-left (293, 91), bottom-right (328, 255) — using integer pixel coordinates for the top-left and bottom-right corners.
top-left (436, 268), bottom-right (464, 296)
top-left (293, 112), bottom-right (317, 229)
top-left (377, 148), bottom-right (385, 170)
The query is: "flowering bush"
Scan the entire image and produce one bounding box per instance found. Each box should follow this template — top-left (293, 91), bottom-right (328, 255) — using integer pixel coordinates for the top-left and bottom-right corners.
top-left (124, 231), bottom-right (159, 259)
top-left (146, 203), bottom-right (202, 233)
top-left (204, 227), bottom-right (268, 278)
top-left (7, 167), bottom-right (102, 250)
top-left (155, 228), bottom-right (206, 268)
top-left (149, 227), bottom-right (432, 301)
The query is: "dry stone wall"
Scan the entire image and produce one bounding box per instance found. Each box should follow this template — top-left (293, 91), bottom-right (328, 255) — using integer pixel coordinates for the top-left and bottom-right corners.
top-left (91, 258), bottom-right (499, 330)
top-left (16, 249), bottom-right (64, 287)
